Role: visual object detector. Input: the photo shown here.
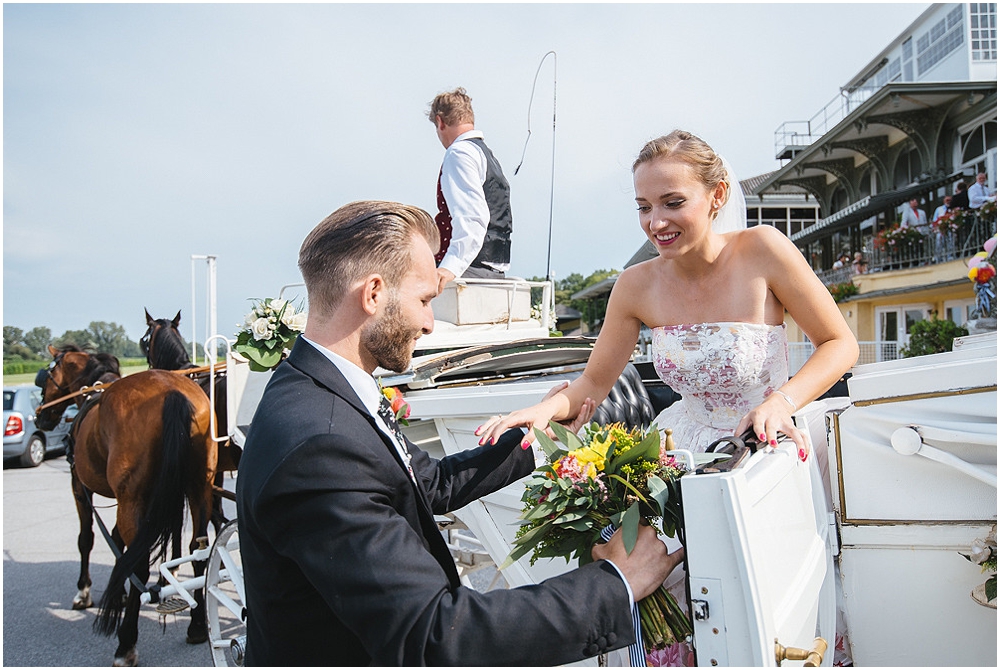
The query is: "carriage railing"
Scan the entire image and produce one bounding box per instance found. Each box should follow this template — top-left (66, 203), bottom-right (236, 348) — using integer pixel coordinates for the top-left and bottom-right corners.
top-left (204, 335), bottom-right (233, 444)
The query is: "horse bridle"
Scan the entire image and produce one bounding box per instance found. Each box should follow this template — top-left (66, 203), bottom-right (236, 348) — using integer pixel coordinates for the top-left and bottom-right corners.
top-left (35, 351), bottom-right (77, 398)
top-left (139, 322), bottom-right (158, 366)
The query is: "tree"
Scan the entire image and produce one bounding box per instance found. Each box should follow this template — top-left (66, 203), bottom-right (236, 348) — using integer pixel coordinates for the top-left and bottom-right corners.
top-left (900, 314), bottom-right (969, 357)
top-left (3, 326), bottom-right (38, 361)
top-left (23, 327), bottom-right (53, 358)
top-left (54, 329), bottom-right (98, 352)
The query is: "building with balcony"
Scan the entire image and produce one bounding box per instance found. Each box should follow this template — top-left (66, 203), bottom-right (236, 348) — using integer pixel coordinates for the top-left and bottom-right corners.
top-left (758, 3), bottom-right (997, 360)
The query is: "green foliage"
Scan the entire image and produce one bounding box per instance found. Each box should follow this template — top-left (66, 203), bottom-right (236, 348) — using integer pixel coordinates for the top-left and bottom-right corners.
top-left (3, 359), bottom-right (48, 376)
top-left (900, 314), bottom-right (969, 358)
top-left (5, 320), bottom-right (143, 361)
top-left (828, 281), bottom-right (859, 303)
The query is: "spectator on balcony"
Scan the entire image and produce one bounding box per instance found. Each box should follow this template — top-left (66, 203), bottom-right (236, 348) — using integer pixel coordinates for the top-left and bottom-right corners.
top-left (900, 198), bottom-right (927, 230)
top-left (931, 195), bottom-right (955, 263)
top-left (832, 253), bottom-right (849, 270)
top-left (952, 181), bottom-right (970, 211)
top-left (933, 195), bottom-right (953, 222)
top-left (851, 252), bottom-right (867, 275)
top-left (968, 172), bottom-right (995, 209)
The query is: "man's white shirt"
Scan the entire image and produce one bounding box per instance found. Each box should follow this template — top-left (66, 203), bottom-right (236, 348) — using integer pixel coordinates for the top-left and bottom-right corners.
top-left (969, 181), bottom-right (992, 209)
top-left (438, 129), bottom-right (509, 277)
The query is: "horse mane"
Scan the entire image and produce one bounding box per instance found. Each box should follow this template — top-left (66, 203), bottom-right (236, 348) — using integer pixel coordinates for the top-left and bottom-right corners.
top-left (80, 353), bottom-right (121, 386)
top-left (149, 320), bottom-right (193, 370)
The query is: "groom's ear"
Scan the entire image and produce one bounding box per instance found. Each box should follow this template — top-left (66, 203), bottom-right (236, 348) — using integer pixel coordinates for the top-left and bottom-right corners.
top-left (359, 273), bottom-right (386, 317)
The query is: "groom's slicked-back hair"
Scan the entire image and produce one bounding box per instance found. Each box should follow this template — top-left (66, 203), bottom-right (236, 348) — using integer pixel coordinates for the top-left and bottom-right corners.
top-left (299, 201), bottom-right (440, 314)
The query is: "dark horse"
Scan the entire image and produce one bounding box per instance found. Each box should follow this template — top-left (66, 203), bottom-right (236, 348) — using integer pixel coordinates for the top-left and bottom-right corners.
top-left (36, 345), bottom-right (217, 667)
top-left (141, 310), bottom-right (240, 526)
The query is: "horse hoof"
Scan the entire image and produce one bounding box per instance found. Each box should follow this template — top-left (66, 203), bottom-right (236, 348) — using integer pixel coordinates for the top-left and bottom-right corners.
top-left (112, 648), bottom-right (138, 667)
top-left (72, 596), bottom-right (93, 610)
top-left (186, 628), bottom-right (208, 645)
top-left (186, 633), bottom-right (208, 644)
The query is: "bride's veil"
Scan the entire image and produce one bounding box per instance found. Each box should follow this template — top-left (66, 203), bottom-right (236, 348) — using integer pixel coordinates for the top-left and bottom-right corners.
top-left (713, 156), bottom-right (747, 234)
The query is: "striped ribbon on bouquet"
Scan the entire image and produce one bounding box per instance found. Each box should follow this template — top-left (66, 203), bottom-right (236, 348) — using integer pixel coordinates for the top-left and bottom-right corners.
top-left (600, 524), bottom-right (646, 667)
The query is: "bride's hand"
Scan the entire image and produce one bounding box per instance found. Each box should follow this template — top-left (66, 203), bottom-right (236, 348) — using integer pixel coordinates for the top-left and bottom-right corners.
top-left (735, 393), bottom-right (809, 461)
top-left (475, 381), bottom-right (594, 450)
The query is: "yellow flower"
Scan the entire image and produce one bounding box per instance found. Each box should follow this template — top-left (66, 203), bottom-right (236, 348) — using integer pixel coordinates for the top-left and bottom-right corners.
top-left (570, 434), bottom-right (613, 472)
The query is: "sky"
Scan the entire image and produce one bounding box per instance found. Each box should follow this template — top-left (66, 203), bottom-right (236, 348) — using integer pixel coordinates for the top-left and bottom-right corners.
top-left (3, 2), bottom-right (931, 347)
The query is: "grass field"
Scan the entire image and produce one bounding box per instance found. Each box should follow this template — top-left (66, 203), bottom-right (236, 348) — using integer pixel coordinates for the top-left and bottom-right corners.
top-left (3, 363), bottom-right (149, 387)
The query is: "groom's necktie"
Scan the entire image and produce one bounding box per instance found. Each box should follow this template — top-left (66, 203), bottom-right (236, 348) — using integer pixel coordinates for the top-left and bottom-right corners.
top-left (378, 394), bottom-right (415, 482)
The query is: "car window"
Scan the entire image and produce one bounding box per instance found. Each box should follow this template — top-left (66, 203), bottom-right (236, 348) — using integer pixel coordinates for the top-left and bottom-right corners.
top-left (30, 389), bottom-right (42, 409)
top-left (2, 391), bottom-right (14, 411)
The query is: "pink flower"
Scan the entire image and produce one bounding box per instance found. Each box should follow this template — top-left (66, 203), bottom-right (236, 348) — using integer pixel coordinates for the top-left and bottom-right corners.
top-left (646, 641), bottom-right (694, 667)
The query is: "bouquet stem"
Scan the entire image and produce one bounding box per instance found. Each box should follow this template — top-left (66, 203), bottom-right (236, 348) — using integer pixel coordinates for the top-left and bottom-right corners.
top-left (638, 585), bottom-right (691, 653)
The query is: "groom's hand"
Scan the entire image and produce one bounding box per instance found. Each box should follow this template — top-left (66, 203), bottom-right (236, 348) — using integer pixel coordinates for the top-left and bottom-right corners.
top-left (592, 525), bottom-right (684, 602)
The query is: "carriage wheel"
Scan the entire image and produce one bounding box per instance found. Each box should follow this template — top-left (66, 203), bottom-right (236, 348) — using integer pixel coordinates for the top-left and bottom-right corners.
top-left (205, 519), bottom-right (246, 666)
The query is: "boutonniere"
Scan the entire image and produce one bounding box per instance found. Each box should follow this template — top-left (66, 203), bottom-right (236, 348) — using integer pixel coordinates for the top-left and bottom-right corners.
top-left (379, 383), bottom-right (411, 426)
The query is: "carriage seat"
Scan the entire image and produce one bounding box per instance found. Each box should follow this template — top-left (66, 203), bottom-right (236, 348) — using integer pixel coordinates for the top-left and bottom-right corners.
top-left (589, 363), bottom-right (656, 430)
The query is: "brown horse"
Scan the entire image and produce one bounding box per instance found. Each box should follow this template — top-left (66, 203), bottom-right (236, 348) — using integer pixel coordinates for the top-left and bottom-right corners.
top-left (141, 310), bottom-right (240, 528)
top-left (35, 345), bottom-right (217, 667)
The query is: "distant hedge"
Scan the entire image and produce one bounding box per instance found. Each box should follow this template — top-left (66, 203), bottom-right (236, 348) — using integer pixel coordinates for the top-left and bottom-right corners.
top-left (3, 360), bottom-right (47, 376)
top-left (4, 357), bottom-right (148, 376)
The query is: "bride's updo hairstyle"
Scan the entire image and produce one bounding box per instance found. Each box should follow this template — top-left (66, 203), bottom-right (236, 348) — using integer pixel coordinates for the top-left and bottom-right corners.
top-left (632, 130), bottom-right (731, 218)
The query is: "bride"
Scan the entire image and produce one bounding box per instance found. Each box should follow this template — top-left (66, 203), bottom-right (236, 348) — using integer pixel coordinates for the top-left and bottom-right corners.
top-left (477, 129), bottom-right (858, 458)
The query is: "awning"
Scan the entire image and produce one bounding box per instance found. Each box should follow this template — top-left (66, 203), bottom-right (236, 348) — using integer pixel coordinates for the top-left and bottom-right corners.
top-left (791, 171), bottom-right (966, 245)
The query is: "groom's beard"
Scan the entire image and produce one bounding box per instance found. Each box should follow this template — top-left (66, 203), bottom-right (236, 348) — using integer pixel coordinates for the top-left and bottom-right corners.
top-left (362, 293), bottom-right (420, 373)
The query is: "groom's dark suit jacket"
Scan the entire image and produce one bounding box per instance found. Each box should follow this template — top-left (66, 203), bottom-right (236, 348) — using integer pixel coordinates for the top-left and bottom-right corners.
top-left (236, 338), bottom-right (634, 666)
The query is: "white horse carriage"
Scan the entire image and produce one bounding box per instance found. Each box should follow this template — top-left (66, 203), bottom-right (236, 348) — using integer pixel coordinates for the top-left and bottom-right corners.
top-left (161, 277), bottom-right (996, 666)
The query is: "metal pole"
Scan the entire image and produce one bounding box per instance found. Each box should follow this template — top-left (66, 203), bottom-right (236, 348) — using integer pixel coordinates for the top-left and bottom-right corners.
top-left (543, 51), bottom-right (557, 280)
top-left (207, 255), bottom-right (217, 362)
top-left (190, 257), bottom-right (198, 364)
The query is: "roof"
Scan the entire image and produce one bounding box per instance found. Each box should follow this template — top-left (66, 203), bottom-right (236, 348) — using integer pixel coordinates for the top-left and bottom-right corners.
top-left (791, 171), bottom-right (966, 245)
top-left (570, 275), bottom-right (619, 301)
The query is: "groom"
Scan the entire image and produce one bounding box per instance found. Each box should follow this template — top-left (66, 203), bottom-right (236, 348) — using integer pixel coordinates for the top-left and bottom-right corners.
top-left (236, 200), bottom-right (680, 665)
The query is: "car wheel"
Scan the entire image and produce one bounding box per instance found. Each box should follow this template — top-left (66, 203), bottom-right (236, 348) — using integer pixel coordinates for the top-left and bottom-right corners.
top-left (21, 434), bottom-right (46, 468)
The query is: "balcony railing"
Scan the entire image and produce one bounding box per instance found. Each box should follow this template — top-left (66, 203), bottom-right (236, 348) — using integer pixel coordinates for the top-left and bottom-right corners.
top-left (815, 212), bottom-right (996, 286)
top-left (774, 85), bottom-right (880, 158)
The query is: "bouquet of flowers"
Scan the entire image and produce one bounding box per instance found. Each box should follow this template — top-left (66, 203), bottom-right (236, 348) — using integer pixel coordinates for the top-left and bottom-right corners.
top-left (234, 298), bottom-right (307, 372)
top-left (502, 421), bottom-right (692, 665)
top-left (961, 524), bottom-right (996, 607)
top-left (967, 234), bottom-right (997, 319)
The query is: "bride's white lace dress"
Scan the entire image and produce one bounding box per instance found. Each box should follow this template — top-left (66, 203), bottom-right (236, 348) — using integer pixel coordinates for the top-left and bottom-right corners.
top-left (649, 322), bottom-right (789, 451)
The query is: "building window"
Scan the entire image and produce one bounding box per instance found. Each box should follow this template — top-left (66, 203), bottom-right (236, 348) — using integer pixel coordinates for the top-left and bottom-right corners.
top-left (876, 304), bottom-right (932, 361)
top-left (916, 8), bottom-right (965, 75)
top-left (944, 299), bottom-right (976, 326)
top-left (893, 146), bottom-right (922, 188)
top-left (970, 3), bottom-right (998, 61)
top-left (961, 120), bottom-right (998, 165)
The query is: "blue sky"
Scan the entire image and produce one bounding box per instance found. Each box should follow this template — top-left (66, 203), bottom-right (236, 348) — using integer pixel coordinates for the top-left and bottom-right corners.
top-left (3, 2), bottom-right (929, 346)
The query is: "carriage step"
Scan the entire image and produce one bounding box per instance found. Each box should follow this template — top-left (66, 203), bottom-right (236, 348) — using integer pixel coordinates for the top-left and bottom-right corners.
top-left (155, 596), bottom-right (191, 615)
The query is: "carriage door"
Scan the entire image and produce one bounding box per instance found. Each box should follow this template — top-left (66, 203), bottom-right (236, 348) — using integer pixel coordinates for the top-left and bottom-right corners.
top-left (875, 304), bottom-right (931, 361)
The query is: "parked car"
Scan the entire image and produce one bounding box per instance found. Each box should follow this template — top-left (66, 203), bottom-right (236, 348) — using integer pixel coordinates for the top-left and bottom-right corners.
top-left (3, 384), bottom-right (76, 467)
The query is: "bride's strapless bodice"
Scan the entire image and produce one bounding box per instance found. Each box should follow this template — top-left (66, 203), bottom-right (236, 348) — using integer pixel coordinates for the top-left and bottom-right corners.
top-left (650, 322), bottom-right (789, 451)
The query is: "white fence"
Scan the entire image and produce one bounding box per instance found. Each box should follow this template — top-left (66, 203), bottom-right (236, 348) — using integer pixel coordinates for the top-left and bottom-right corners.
top-left (788, 341), bottom-right (900, 375)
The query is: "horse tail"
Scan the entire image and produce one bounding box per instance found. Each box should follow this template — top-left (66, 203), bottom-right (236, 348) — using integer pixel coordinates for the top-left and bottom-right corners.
top-left (94, 390), bottom-right (194, 636)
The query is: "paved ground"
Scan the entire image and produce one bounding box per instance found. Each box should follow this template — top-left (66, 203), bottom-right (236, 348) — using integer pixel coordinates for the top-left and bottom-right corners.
top-left (3, 454), bottom-right (233, 667)
top-left (3, 453), bottom-right (502, 667)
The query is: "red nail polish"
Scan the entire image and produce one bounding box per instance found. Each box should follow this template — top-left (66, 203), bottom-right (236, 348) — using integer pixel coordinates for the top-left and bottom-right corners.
top-left (520, 441), bottom-right (531, 450)
top-left (770, 439), bottom-right (777, 446)
top-left (759, 433), bottom-right (766, 441)
top-left (798, 448), bottom-right (807, 462)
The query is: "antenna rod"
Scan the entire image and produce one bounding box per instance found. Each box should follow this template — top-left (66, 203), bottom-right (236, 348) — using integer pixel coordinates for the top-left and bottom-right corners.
top-left (515, 50), bottom-right (558, 280)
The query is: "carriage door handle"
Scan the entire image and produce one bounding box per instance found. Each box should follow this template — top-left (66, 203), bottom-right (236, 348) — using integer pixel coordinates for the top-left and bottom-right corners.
top-left (775, 637), bottom-right (827, 667)
top-left (890, 425), bottom-right (997, 488)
